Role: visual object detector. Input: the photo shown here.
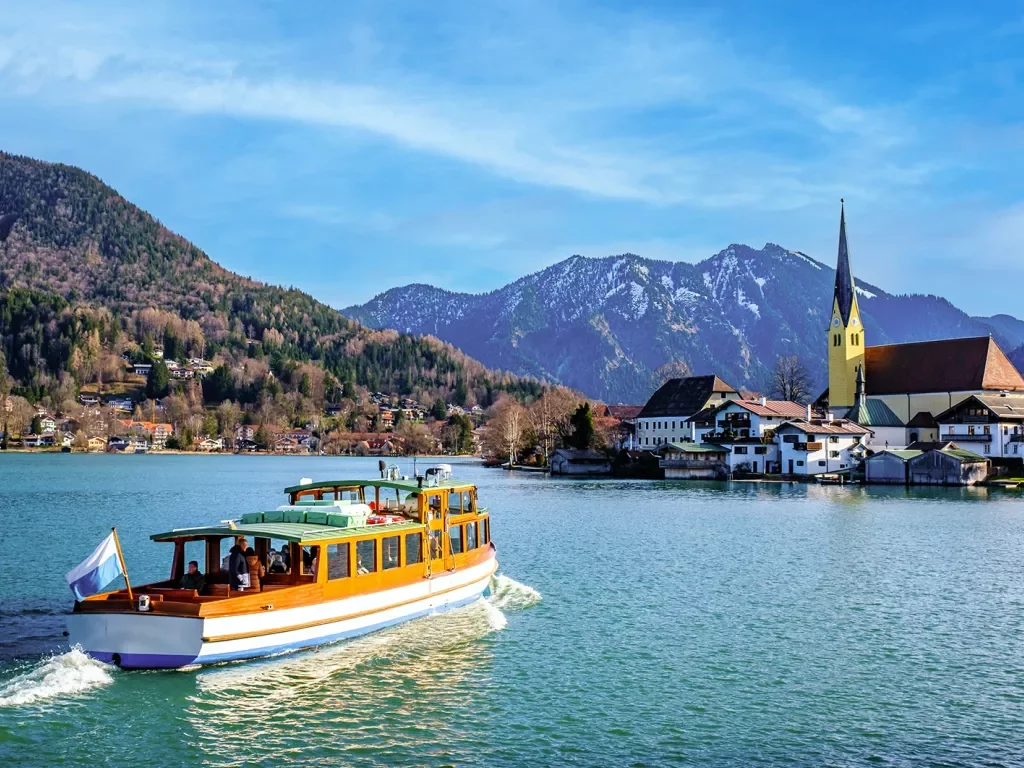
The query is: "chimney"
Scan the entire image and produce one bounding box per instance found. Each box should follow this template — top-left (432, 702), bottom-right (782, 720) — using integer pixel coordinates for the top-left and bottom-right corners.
top-left (690, 419), bottom-right (696, 441)
top-left (806, 403), bottom-right (812, 422)
top-left (760, 396), bottom-right (767, 407)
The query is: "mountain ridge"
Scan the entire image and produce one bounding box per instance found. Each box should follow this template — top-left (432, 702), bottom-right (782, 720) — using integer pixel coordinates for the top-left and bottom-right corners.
top-left (346, 245), bottom-right (1024, 403)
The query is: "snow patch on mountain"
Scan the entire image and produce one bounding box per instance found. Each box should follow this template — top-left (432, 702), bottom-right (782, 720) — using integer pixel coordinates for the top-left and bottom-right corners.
top-left (856, 286), bottom-right (877, 299)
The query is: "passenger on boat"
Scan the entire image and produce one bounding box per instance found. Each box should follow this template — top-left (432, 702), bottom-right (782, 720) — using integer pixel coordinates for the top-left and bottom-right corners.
top-left (245, 547), bottom-right (265, 592)
top-left (228, 538), bottom-right (249, 591)
top-left (268, 550), bottom-right (287, 574)
top-left (180, 561), bottom-right (205, 592)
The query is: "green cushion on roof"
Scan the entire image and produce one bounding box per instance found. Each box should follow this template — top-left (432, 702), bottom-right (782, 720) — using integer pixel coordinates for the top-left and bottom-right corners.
top-left (241, 512), bottom-right (264, 524)
top-left (283, 509), bottom-right (306, 523)
top-left (263, 509), bottom-right (285, 523)
top-left (327, 512), bottom-right (366, 528)
top-left (304, 510), bottom-right (329, 524)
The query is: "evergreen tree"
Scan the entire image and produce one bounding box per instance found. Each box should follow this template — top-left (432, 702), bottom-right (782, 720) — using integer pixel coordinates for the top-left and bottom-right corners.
top-left (146, 360), bottom-right (170, 399)
top-left (31, 415), bottom-right (42, 435)
top-left (299, 372), bottom-right (312, 398)
top-left (202, 364), bottom-right (235, 403)
top-left (454, 378), bottom-right (468, 406)
top-left (254, 426), bottom-right (271, 450)
top-left (569, 403), bottom-right (595, 450)
top-left (431, 398), bottom-right (448, 421)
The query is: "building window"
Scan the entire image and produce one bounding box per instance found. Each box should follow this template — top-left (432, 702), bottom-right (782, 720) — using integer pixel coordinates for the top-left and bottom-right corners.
top-left (382, 535), bottom-right (400, 570)
top-left (830, 450), bottom-right (839, 458)
top-left (819, 460), bottom-right (827, 466)
top-left (327, 543), bottom-right (350, 580)
top-left (796, 460), bottom-right (804, 466)
top-left (734, 446), bottom-right (748, 454)
top-left (449, 525), bottom-right (463, 555)
top-left (466, 522), bottom-right (477, 551)
top-left (356, 539), bottom-right (376, 574)
top-left (405, 533), bottom-right (422, 565)
top-left (829, 436), bottom-right (839, 443)
top-left (755, 446), bottom-right (767, 454)
top-left (783, 434), bottom-right (797, 444)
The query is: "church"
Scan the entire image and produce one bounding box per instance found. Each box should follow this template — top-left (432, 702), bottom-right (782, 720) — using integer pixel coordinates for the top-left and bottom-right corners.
top-left (823, 203), bottom-right (1024, 448)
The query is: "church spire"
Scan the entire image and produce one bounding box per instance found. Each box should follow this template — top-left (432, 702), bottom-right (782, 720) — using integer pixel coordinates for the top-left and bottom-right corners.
top-left (833, 199), bottom-right (856, 325)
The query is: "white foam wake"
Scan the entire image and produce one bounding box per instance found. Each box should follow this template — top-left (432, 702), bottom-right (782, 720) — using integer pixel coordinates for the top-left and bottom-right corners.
top-left (0, 647), bottom-right (113, 708)
top-left (487, 573), bottom-right (542, 612)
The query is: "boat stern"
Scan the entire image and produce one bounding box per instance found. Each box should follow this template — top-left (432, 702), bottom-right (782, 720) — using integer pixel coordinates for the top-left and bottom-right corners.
top-left (67, 610), bottom-right (205, 669)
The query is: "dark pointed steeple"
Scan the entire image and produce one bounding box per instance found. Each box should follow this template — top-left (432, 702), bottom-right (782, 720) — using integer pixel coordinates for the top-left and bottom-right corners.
top-left (853, 364), bottom-right (865, 410)
top-left (833, 199), bottom-right (856, 325)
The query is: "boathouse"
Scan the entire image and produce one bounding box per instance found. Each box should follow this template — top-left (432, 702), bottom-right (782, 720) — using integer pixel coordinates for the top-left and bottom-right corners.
top-left (658, 442), bottom-right (728, 480)
top-left (906, 448), bottom-right (989, 486)
top-left (550, 448), bottom-right (611, 476)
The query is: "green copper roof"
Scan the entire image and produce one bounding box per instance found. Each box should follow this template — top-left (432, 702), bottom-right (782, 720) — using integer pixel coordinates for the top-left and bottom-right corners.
top-left (880, 450), bottom-right (922, 461)
top-left (941, 448), bottom-right (988, 462)
top-left (151, 520), bottom-right (423, 544)
top-left (282, 478), bottom-right (476, 496)
top-left (845, 398), bottom-right (904, 428)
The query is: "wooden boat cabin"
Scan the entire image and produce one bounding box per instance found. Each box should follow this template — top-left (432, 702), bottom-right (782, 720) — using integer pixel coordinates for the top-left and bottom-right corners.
top-left (74, 478), bottom-right (494, 618)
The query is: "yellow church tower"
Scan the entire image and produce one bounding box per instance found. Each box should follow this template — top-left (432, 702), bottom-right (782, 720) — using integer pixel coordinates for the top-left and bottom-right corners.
top-left (827, 200), bottom-right (865, 409)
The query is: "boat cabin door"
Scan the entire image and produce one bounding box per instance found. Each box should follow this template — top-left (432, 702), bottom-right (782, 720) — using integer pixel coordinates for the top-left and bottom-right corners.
top-left (424, 490), bottom-right (448, 574)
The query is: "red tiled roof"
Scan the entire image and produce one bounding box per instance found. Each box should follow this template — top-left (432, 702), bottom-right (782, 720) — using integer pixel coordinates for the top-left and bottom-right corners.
top-left (729, 400), bottom-right (808, 418)
top-left (601, 405), bottom-right (644, 420)
top-left (864, 337), bottom-right (1024, 396)
top-left (777, 419), bottom-right (872, 436)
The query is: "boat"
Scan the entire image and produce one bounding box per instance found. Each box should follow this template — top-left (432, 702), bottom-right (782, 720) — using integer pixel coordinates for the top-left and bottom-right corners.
top-left (67, 475), bottom-right (498, 669)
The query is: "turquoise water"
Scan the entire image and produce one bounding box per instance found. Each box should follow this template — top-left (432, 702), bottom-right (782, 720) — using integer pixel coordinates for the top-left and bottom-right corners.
top-left (1, 455), bottom-right (1024, 766)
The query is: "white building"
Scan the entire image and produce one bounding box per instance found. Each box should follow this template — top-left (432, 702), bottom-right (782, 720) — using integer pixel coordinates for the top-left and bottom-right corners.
top-left (775, 418), bottom-right (871, 476)
top-left (635, 375), bottom-right (739, 449)
top-left (934, 393), bottom-right (1024, 462)
top-left (693, 398), bottom-right (808, 474)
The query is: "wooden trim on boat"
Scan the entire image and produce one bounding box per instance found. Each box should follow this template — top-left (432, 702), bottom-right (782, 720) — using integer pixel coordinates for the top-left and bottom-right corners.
top-left (202, 560), bottom-right (498, 644)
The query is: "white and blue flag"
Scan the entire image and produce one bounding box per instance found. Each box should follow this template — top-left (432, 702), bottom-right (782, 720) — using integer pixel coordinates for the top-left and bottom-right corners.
top-left (66, 533), bottom-right (123, 601)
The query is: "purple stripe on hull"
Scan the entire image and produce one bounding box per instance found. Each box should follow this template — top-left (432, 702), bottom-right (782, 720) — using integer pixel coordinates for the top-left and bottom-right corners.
top-left (88, 650), bottom-right (198, 669)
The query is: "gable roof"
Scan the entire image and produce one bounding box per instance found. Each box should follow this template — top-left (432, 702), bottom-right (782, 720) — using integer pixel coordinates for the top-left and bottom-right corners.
top-left (776, 419), bottom-right (872, 436)
top-left (598, 405), bottom-right (644, 420)
top-left (934, 393), bottom-right (1024, 423)
top-left (864, 337), bottom-right (1024, 396)
top-left (906, 411), bottom-right (937, 428)
top-left (844, 398), bottom-right (904, 427)
top-left (662, 441), bottom-right (729, 455)
top-left (907, 440), bottom-right (959, 452)
top-left (725, 399), bottom-right (808, 418)
top-left (638, 375), bottom-right (737, 419)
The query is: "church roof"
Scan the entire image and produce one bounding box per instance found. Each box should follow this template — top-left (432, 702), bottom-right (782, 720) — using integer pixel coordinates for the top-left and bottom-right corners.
top-left (833, 202), bottom-right (856, 325)
top-left (844, 398), bottom-right (904, 427)
top-left (863, 336), bottom-right (1024, 396)
top-left (638, 375), bottom-right (737, 419)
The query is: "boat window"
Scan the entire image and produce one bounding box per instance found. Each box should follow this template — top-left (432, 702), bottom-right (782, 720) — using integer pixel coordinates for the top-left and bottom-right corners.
top-left (430, 530), bottom-right (443, 560)
top-left (428, 494), bottom-right (443, 520)
top-left (466, 522), bottom-right (477, 551)
top-left (183, 540), bottom-right (205, 578)
top-left (267, 538), bottom-right (291, 575)
top-left (382, 536), bottom-right (400, 570)
top-left (301, 546), bottom-right (320, 577)
top-left (327, 543), bottom-right (351, 580)
top-left (449, 525), bottom-right (463, 555)
top-left (481, 518), bottom-right (489, 545)
top-left (356, 539), bottom-right (377, 574)
top-left (405, 533), bottom-right (422, 565)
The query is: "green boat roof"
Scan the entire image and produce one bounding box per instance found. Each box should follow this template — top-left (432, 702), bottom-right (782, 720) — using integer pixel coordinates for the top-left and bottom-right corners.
top-left (151, 520), bottom-right (423, 544)
top-left (282, 478), bottom-right (476, 496)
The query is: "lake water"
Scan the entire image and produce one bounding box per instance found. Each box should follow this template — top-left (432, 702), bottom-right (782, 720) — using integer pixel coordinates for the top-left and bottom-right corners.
top-left (1, 455), bottom-right (1023, 766)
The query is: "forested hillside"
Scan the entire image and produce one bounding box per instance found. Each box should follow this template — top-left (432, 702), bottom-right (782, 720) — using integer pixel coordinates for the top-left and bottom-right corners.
top-left (0, 152), bottom-right (543, 437)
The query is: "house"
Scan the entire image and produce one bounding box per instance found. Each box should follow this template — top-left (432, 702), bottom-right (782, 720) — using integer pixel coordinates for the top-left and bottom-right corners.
top-left (23, 434), bottom-right (56, 448)
top-left (687, 398), bottom-right (808, 474)
top-left (235, 424), bottom-right (256, 443)
top-left (906, 447), bottom-right (989, 486)
top-left (119, 420), bottom-right (174, 449)
top-left (934, 393), bottom-right (1024, 465)
top-left (380, 409), bottom-right (395, 429)
top-left (325, 403), bottom-right (343, 417)
top-left (635, 375), bottom-right (740, 449)
top-left (596, 405), bottom-right (644, 449)
top-left (274, 437), bottom-right (307, 454)
top-left (38, 414), bottom-right (57, 435)
top-left (550, 448), bottom-right (611, 476)
top-left (107, 398), bottom-right (134, 412)
top-left (78, 394), bottom-right (99, 406)
top-left (775, 418), bottom-right (871, 476)
top-left (824, 201), bottom-right (1024, 423)
top-left (107, 436), bottom-right (132, 452)
top-left (658, 442), bottom-right (729, 480)
top-left (281, 428), bottom-right (312, 446)
top-left (87, 436), bottom-right (107, 452)
top-left (128, 435), bottom-right (149, 453)
top-left (195, 437), bottom-right (224, 452)
top-left (133, 363), bottom-right (153, 377)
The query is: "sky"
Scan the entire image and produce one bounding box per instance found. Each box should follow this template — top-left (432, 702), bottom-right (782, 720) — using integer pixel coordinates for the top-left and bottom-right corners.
top-left (0, 1), bottom-right (1022, 316)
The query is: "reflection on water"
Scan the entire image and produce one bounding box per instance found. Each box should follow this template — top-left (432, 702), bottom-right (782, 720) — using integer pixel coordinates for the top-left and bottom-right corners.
top-left (186, 580), bottom-right (538, 766)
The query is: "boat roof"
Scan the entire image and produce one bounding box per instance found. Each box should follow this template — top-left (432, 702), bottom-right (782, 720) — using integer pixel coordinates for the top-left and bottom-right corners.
top-left (282, 478), bottom-right (476, 495)
top-left (151, 519), bottom-right (423, 544)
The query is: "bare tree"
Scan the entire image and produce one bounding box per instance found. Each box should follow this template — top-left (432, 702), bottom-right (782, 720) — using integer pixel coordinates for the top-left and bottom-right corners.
top-left (529, 387), bottom-right (579, 465)
top-left (486, 398), bottom-right (526, 466)
top-left (770, 356), bottom-right (812, 403)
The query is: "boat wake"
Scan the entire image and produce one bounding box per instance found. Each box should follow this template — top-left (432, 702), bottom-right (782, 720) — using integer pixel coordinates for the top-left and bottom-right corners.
top-left (0, 647), bottom-right (113, 708)
top-left (488, 573), bottom-right (542, 612)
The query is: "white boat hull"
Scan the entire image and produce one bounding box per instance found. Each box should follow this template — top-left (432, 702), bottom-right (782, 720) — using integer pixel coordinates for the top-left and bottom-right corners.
top-left (68, 556), bottom-right (498, 669)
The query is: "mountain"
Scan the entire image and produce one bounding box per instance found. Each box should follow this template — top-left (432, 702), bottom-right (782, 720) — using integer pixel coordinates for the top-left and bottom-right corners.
top-left (346, 245), bottom-right (1024, 403)
top-left (0, 151), bottom-right (542, 410)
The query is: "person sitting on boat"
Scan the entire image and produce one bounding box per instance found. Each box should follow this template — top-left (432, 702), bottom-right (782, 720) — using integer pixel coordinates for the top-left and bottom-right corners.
top-left (180, 561), bottom-right (205, 592)
top-left (245, 547), bottom-right (265, 592)
top-left (268, 551), bottom-right (287, 574)
top-left (228, 538), bottom-right (249, 591)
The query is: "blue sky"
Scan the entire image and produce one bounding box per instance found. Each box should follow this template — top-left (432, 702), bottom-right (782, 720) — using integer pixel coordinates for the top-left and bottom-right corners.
top-left (1, 1), bottom-right (1022, 316)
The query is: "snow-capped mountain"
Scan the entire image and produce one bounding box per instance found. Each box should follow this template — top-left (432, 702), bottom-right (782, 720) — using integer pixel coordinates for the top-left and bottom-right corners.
top-left (345, 244), bottom-right (1024, 403)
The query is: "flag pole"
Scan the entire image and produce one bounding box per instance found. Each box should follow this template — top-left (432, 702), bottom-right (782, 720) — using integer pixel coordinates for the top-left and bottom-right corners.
top-left (111, 526), bottom-right (134, 602)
